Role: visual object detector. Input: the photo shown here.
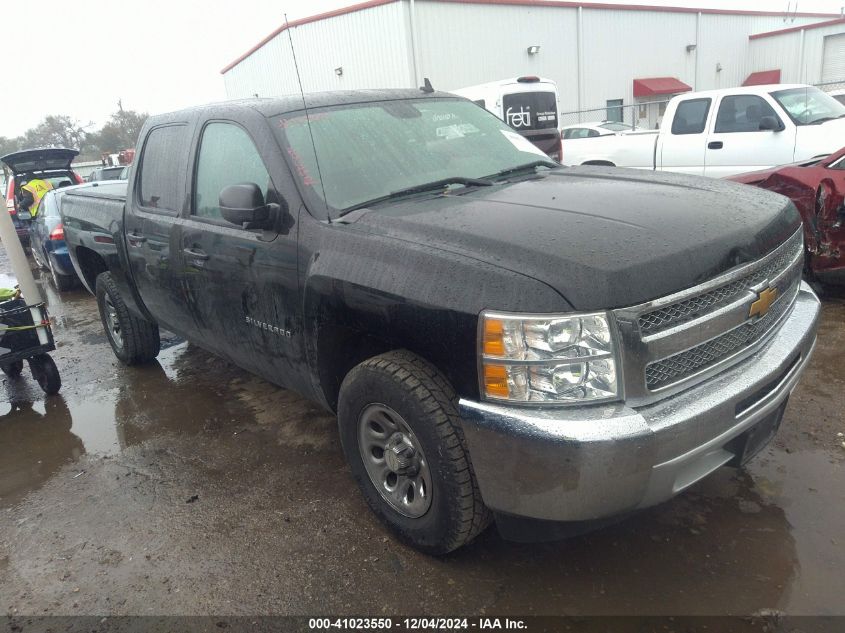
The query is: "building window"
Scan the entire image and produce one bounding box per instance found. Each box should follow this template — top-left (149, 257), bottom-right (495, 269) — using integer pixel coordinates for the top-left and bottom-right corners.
top-left (606, 99), bottom-right (623, 123)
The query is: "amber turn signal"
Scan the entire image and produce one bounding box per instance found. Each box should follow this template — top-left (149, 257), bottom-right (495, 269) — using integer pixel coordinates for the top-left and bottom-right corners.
top-left (483, 318), bottom-right (505, 356)
top-left (483, 363), bottom-right (510, 398)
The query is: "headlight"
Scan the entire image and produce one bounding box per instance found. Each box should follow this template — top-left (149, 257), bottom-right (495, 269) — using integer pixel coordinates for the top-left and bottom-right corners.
top-left (479, 311), bottom-right (621, 404)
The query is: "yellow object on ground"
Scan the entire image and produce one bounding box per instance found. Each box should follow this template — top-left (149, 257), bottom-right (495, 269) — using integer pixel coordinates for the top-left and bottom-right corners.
top-left (0, 287), bottom-right (20, 301)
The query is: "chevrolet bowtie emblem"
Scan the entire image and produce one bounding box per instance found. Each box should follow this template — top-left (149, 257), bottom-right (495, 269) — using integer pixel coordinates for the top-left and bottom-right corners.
top-left (749, 287), bottom-right (778, 319)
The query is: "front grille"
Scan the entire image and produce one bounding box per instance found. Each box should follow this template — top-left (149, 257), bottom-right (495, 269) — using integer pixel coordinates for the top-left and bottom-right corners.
top-left (645, 278), bottom-right (799, 390)
top-left (638, 230), bottom-right (803, 334)
top-left (613, 228), bottom-right (806, 404)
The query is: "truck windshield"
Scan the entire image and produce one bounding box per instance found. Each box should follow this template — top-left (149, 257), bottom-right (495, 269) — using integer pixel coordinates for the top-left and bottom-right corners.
top-left (770, 86), bottom-right (845, 125)
top-left (275, 98), bottom-right (556, 216)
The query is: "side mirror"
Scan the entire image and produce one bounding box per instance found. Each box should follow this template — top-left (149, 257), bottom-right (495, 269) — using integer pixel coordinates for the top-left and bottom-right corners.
top-left (759, 116), bottom-right (783, 132)
top-left (219, 182), bottom-right (277, 230)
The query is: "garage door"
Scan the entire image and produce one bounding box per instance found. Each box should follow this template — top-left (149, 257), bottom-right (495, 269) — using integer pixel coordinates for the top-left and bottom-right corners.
top-left (822, 33), bottom-right (845, 83)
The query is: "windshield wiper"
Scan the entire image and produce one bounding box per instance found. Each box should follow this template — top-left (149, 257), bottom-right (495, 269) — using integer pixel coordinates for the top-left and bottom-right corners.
top-left (483, 160), bottom-right (558, 181)
top-left (339, 177), bottom-right (494, 216)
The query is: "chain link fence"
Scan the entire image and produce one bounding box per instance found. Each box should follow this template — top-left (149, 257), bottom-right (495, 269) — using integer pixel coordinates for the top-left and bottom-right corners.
top-left (559, 79), bottom-right (845, 131)
top-left (560, 101), bottom-right (670, 130)
top-left (814, 79), bottom-right (845, 92)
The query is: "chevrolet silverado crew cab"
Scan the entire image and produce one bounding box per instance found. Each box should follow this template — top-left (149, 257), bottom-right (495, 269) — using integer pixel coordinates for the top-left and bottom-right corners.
top-left (61, 89), bottom-right (820, 554)
top-left (562, 84), bottom-right (845, 178)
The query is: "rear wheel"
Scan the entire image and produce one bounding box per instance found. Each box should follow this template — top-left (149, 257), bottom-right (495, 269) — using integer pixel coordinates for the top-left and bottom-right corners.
top-left (338, 350), bottom-right (491, 554)
top-left (28, 354), bottom-right (61, 395)
top-left (49, 258), bottom-right (74, 291)
top-left (31, 245), bottom-right (47, 270)
top-left (95, 272), bottom-right (160, 365)
top-left (1, 360), bottom-right (24, 378)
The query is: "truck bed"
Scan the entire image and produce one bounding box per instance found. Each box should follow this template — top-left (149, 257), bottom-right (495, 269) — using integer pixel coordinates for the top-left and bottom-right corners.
top-left (61, 182), bottom-right (128, 295)
top-left (562, 129), bottom-right (658, 168)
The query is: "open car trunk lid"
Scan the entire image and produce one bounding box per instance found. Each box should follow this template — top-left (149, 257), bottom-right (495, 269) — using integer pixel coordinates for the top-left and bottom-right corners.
top-left (0, 148), bottom-right (79, 175)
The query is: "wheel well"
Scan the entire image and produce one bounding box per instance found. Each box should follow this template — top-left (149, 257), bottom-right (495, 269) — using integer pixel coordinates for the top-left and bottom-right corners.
top-left (316, 326), bottom-right (392, 413)
top-left (582, 160), bottom-right (616, 166)
top-left (74, 246), bottom-right (108, 293)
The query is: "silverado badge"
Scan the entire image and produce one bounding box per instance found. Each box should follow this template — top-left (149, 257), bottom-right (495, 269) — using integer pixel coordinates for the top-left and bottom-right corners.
top-left (749, 287), bottom-right (778, 319)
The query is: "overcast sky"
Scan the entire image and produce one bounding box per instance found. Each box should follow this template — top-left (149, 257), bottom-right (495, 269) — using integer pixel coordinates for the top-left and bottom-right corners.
top-left (1, 0), bottom-right (843, 138)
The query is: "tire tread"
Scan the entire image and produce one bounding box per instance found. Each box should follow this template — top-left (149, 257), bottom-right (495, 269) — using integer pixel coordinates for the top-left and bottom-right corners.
top-left (96, 272), bottom-right (160, 365)
top-left (351, 350), bottom-right (492, 552)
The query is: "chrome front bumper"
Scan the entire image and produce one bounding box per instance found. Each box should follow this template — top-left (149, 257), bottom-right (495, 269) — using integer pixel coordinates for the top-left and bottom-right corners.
top-left (458, 282), bottom-right (821, 522)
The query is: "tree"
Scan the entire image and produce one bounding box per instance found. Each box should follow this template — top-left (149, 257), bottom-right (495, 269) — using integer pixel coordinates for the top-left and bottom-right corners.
top-left (0, 136), bottom-right (22, 157)
top-left (21, 115), bottom-right (90, 150)
top-left (90, 102), bottom-right (147, 154)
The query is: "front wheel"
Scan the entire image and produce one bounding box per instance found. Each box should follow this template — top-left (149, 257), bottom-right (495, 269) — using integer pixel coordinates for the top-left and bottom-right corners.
top-left (338, 350), bottom-right (491, 554)
top-left (96, 272), bottom-right (160, 365)
top-left (28, 354), bottom-right (61, 395)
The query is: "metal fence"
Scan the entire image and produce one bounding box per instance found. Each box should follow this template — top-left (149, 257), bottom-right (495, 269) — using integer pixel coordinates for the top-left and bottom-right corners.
top-left (814, 79), bottom-right (845, 92)
top-left (560, 101), bottom-right (670, 130)
top-left (559, 79), bottom-right (845, 130)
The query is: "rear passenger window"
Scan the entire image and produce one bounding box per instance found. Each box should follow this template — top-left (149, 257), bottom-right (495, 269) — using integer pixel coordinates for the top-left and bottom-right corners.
top-left (193, 122), bottom-right (271, 221)
top-left (139, 125), bottom-right (187, 212)
top-left (715, 95), bottom-right (779, 133)
top-left (563, 128), bottom-right (597, 139)
top-left (671, 99), bottom-right (711, 135)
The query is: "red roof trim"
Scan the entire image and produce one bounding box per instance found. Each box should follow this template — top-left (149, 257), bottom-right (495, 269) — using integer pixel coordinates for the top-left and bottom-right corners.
top-left (750, 17), bottom-right (845, 40)
top-left (633, 77), bottom-right (692, 98)
top-left (437, 0), bottom-right (835, 18)
top-left (742, 69), bottom-right (781, 86)
top-left (221, 0), bottom-right (839, 74)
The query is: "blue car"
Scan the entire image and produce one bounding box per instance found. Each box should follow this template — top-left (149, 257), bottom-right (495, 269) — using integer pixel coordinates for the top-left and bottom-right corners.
top-left (29, 188), bottom-right (78, 291)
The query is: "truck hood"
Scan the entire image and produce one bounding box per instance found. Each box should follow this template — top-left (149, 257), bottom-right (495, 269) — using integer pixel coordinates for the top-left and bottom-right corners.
top-left (0, 148), bottom-right (78, 175)
top-left (351, 166), bottom-right (800, 310)
top-left (795, 118), bottom-right (845, 160)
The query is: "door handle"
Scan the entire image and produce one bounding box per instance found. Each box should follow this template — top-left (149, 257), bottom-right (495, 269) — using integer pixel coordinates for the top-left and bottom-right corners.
top-left (127, 232), bottom-right (147, 245)
top-left (183, 248), bottom-right (209, 261)
top-left (708, 141), bottom-right (724, 150)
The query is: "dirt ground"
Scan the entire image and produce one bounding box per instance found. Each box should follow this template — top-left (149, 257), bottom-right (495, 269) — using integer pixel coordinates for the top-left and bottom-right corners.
top-left (0, 244), bottom-right (843, 617)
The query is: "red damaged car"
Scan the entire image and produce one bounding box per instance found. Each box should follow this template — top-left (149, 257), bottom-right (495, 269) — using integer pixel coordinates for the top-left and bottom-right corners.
top-left (730, 147), bottom-right (845, 286)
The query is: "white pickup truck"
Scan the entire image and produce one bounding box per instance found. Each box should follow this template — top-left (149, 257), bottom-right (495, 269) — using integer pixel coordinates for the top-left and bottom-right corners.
top-left (561, 84), bottom-right (845, 178)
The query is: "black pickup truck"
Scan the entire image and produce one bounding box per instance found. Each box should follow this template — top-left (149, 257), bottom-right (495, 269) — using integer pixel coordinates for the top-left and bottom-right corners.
top-left (62, 89), bottom-right (820, 553)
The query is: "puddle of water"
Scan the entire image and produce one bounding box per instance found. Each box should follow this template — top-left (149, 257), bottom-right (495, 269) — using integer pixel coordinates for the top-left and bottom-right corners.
top-left (748, 448), bottom-right (845, 614)
top-left (65, 389), bottom-right (122, 456)
top-left (0, 272), bottom-right (17, 288)
top-left (0, 397), bottom-right (84, 508)
top-left (0, 341), bottom-right (266, 509)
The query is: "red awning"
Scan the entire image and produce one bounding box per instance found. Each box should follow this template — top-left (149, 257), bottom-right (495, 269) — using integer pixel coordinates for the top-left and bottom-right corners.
top-left (742, 69), bottom-right (781, 86)
top-left (633, 77), bottom-right (692, 98)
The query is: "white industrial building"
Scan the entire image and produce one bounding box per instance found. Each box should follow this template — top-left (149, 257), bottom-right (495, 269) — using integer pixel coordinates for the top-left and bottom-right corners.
top-left (748, 17), bottom-right (845, 85)
top-left (221, 0), bottom-right (845, 126)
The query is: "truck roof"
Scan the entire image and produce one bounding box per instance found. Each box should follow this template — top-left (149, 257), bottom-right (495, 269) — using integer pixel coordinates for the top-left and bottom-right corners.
top-left (147, 89), bottom-right (460, 125)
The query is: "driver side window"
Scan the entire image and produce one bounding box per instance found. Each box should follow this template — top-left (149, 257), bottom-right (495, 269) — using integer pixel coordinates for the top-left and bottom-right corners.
top-left (194, 122), bottom-right (271, 221)
top-left (715, 95), bottom-right (779, 133)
